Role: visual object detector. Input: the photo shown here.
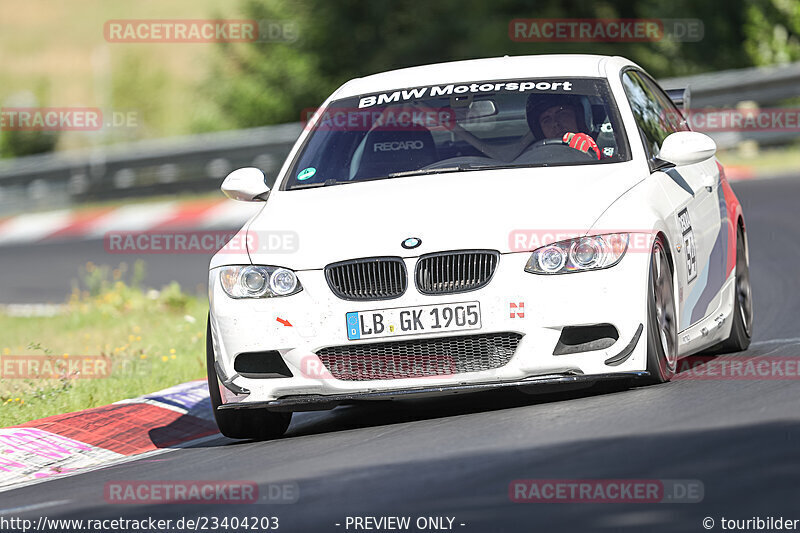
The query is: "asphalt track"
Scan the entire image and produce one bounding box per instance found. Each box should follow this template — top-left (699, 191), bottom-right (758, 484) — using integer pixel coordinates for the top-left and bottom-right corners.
top-left (2, 175), bottom-right (800, 532)
top-left (0, 238), bottom-right (209, 304)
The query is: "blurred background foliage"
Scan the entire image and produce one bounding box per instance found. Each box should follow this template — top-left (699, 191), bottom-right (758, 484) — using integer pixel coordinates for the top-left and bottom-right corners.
top-left (201, 0), bottom-right (797, 130)
top-left (0, 0), bottom-right (798, 155)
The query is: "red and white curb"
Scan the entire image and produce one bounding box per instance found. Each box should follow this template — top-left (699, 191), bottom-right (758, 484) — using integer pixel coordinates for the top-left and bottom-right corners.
top-left (0, 166), bottom-right (771, 247)
top-left (0, 381), bottom-right (216, 492)
top-left (724, 166), bottom-right (755, 181)
top-left (0, 198), bottom-right (262, 247)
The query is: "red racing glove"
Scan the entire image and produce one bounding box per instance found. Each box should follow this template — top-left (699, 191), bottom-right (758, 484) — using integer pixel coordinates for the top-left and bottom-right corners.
top-left (562, 132), bottom-right (601, 160)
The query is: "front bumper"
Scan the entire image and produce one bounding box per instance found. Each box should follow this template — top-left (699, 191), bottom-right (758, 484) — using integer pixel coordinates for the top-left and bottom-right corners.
top-left (208, 250), bottom-right (651, 410)
top-left (217, 371), bottom-right (649, 412)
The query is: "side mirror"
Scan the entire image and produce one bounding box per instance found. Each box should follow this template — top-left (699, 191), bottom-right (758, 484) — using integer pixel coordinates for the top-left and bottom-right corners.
top-left (221, 167), bottom-right (270, 202)
top-left (658, 131), bottom-right (716, 166)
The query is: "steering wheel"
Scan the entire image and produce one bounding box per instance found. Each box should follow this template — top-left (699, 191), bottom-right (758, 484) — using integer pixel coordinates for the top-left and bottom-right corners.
top-left (524, 137), bottom-right (599, 160)
top-left (531, 138), bottom-right (567, 148)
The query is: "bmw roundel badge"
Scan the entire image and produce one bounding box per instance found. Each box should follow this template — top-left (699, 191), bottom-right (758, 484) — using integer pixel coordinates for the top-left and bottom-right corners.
top-left (401, 237), bottom-right (421, 249)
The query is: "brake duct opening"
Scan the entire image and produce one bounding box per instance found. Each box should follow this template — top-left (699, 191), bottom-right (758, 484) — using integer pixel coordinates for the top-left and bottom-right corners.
top-left (553, 324), bottom-right (619, 355)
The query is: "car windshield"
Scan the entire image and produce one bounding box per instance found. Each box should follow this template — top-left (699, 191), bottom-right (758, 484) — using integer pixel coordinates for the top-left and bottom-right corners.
top-left (284, 77), bottom-right (629, 190)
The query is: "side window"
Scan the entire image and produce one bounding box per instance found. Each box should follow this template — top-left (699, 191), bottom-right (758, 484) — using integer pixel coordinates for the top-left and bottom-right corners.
top-left (621, 70), bottom-right (673, 161)
top-left (639, 73), bottom-right (690, 134)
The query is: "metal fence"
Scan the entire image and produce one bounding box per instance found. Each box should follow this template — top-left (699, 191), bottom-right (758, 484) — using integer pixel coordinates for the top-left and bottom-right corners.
top-left (0, 124), bottom-right (302, 214)
top-left (1, 61), bottom-right (799, 215)
top-left (661, 60), bottom-right (800, 155)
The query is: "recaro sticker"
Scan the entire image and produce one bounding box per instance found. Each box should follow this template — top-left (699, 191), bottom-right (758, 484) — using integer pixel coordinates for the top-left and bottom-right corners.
top-left (373, 140), bottom-right (425, 152)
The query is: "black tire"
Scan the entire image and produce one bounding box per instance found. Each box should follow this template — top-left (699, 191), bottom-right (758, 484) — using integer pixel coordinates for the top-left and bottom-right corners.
top-left (642, 236), bottom-right (678, 384)
top-left (717, 227), bottom-right (753, 353)
top-left (206, 317), bottom-right (291, 440)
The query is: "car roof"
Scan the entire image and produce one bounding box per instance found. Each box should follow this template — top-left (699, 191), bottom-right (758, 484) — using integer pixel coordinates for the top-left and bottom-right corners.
top-left (333, 54), bottom-right (639, 99)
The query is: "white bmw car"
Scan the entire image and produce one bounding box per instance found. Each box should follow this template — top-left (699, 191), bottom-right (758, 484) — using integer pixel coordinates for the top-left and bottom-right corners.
top-left (206, 54), bottom-right (753, 440)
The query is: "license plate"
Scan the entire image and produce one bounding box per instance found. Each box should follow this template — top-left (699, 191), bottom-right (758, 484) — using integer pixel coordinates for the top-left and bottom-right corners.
top-left (346, 302), bottom-right (481, 340)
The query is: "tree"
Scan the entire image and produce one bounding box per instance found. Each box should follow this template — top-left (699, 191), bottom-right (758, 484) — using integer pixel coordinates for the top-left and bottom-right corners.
top-left (743, 0), bottom-right (800, 65)
top-left (201, 0), bottom-right (763, 130)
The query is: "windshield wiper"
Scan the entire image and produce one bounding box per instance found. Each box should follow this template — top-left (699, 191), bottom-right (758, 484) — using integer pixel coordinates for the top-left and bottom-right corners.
top-left (292, 163), bottom-right (543, 190)
top-left (457, 163), bottom-right (546, 171)
top-left (387, 164), bottom-right (489, 178)
top-left (291, 178), bottom-right (353, 189)
top-left (388, 163), bottom-right (558, 177)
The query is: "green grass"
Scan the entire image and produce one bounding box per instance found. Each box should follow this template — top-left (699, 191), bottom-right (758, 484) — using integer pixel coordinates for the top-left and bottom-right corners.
top-left (0, 0), bottom-right (245, 149)
top-left (0, 272), bottom-right (209, 427)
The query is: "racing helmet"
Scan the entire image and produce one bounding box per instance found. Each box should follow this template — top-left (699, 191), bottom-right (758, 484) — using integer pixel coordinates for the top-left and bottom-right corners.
top-left (526, 93), bottom-right (594, 139)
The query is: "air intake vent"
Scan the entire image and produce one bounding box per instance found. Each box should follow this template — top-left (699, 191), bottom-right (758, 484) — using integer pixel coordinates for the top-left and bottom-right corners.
top-left (325, 257), bottom-right (407, 301)
top-left (415, 250), bottom-right (499, 295)
top-left (316, 332), bottom-right (522, 381)
top-left (234, 351), bottom-right (293, 378)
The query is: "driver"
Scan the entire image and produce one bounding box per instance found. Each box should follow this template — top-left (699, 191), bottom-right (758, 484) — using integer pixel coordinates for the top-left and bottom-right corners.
top-left (526, 94), bottom-right (602, 160)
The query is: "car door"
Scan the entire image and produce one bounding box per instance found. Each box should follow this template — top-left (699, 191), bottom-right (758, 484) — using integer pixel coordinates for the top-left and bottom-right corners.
top-left (621, 69), bottom-right (723, 332)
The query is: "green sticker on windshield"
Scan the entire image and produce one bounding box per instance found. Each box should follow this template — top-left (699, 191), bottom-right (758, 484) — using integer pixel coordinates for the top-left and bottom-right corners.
top-left (298, 167), bottom-right (316, 181)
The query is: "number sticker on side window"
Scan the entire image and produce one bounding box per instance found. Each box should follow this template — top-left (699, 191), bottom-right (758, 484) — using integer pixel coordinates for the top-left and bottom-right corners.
top-left (677, 208), bottom-right (697, 283)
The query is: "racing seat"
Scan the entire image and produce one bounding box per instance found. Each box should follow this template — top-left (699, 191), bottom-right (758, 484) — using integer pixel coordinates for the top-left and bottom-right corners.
top-left (591, 104), bottom-right (618, 158)
top-left (354, 127), bottom-right (438, 180)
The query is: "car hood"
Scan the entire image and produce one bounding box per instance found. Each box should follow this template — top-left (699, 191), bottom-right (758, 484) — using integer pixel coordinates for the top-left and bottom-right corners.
top-left (247, 164), bottom-right (644, 270)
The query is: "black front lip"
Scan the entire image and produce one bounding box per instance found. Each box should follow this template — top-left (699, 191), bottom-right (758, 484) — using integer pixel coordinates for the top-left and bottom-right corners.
top-left (217, 371), bottom-right (649, 412)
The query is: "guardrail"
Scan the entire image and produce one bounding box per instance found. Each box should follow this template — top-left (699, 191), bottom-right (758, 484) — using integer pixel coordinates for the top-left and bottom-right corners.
top-left (661, 61), bottom-right (800, 154)
top-left (1, 61), bottom-right (799, 215)
top-left (0, 124), bottom-right (302, 214)
top-left (661, 61), bottom-right (800, 107)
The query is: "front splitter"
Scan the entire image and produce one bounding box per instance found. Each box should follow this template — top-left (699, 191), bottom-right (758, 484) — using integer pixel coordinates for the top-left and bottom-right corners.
top-left (217, 371), bottom-right (649, 412)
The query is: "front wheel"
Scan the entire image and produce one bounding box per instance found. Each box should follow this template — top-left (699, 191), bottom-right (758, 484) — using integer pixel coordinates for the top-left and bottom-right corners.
top-left (642, 236), bottom-right (677, 384)
top-left (206, 317), bottom-right (291, 440)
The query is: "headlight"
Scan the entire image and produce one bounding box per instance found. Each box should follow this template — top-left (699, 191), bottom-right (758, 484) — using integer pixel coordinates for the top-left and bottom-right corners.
top-left (218, 266), bottom-right (302, 298)
top-left (269, 268), bottom-right (299, 295)
top-left (525, 233), bottom-right (629, 274)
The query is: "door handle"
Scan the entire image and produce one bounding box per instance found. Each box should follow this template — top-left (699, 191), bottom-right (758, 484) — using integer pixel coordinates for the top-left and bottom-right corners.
top-left (701, 173), bottom-right (715, 192)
